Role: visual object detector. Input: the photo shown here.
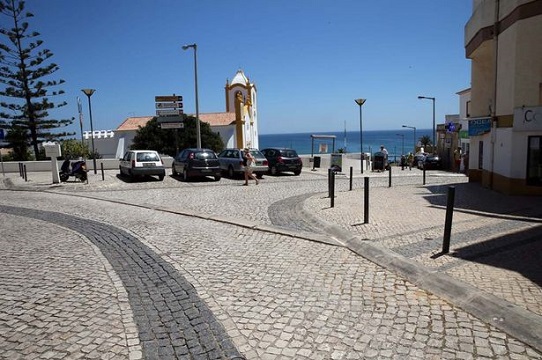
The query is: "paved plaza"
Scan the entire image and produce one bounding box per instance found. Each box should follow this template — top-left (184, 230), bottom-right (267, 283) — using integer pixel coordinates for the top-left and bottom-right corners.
top-left (0, 166), bottom-right (541, 359)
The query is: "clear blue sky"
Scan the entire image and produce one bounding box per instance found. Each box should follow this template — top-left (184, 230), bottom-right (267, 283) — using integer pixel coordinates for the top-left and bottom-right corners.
top-left (24, 0), bottom-right (471, 135)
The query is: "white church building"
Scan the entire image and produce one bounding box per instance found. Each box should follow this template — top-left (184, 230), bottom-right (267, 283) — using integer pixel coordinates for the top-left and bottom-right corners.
top-left (85, 69), bottom-right (260, 158)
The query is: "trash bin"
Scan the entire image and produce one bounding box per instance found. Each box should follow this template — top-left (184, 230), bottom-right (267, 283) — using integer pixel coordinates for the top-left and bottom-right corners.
top-left (313, 156), bottom-right (321, 168)
top-left (373, 151), bottom-right (387, 171)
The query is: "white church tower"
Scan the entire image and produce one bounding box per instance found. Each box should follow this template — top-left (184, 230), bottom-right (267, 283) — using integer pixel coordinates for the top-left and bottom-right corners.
top-left (225, 70), bottom-right (259, 149)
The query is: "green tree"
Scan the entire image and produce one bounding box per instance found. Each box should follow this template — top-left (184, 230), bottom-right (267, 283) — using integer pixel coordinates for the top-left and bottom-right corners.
top-left (60, 139), bottom-right (90, 159)
top-left (131, 116), bottom-right (224, 156)
top-left (0, 0), bottom-right (74, 161)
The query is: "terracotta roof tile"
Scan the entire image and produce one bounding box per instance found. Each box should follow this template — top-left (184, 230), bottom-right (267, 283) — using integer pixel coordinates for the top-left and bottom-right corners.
top-left (116, 112), bottom-right (236, 131)
top-left (116, 116), bottom-right (154, 131)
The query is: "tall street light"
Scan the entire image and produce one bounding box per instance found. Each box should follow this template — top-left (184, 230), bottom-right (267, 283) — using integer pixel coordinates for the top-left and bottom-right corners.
top-left (81, 88), bottom-right (97, 174)
top-left (402, 125), bottom-right (416, 154)
top-left (396, 133), bottom-right (404, 156)
top-left (418, 96), bottom-right (435, 152)
top-left (354, 98), bottom-right (366, 174)
top-left (182, 43), bottom-right (201, 149)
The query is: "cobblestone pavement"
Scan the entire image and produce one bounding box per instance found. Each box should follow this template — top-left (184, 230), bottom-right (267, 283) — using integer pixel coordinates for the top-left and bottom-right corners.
top-left (1, 168), bottom-right (541, 359)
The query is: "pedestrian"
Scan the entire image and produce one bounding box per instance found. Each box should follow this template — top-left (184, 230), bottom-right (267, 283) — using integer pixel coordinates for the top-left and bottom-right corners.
top-left (243, 148), bottom-right (259, 185)
top-left (380, 145), bottom-right (389, 170)
top-left (454, 147), bottom-right (462, 173)
top-left (407, 152), bottom-right (414, 170)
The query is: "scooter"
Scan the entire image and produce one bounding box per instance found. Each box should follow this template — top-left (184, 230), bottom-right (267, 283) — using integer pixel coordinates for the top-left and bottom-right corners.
top-left (59, 159), bottom-right (88, 183)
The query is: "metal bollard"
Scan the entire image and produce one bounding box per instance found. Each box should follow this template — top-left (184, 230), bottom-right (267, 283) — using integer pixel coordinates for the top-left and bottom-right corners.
top-left (442, 186), bottom-right (455, 254)
top-left (349, 166), bottom-right (353, 191)
top-left (388, 165), bottom-right (392, 187)
top-left (19, 162), bottom-right (23, 177)
top-left (23, 164), bottom-right (27, 182)
top-left (364, 176), bottom-right (369, 224)
top-left (423, 166), bottom-right (426, 185)
top-left (101, 162), bottom-right (105, 181)
top-left (330, 170), bottom-right (335, 208)
top-left (328, 168), bottom-right (332, 198)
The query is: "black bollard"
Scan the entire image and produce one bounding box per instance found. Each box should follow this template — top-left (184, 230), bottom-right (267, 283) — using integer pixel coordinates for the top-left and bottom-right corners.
top-left (19, 162), bottom-right (23, 177)
top-left (330, 170), bottom-right (335, 208)
top-left (423, 166), bottom-right (426, 185)
top-left (23, 164), bottom-right (27, 182)
top-left (327, 168), bottom-right (333, 197)
top-left (442, 186), bottom-right (456, 254)
top-left (364, 176), bottom-right (369, 224)
top-left (349, 166), bottom-right (353, 191)
top-left (101, 162), bottom-right (105, 181)
top-left (388, 165), bottom-right (392, 187)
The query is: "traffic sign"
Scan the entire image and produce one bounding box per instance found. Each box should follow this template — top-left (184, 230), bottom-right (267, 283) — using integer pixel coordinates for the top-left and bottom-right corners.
top-left (155, 95), bottom-right (182, 102)
top-left (157, 115), bottom-right (184, 123)
top-left (156, 109), bottom-right (183, 116)
top-left (160, 122), bottom-right (184, 129)
top-left (156, 102), bottom-right (183, 109)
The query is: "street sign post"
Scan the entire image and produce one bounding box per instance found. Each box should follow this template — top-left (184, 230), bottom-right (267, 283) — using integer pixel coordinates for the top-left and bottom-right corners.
top-left (156, 102), bottom-right (183, 109)
top-left (160, 123), bottom-right (184, 129)
top-left (155, 95), bottom-right (182, 102)
top-left (156, 109), bottom-right (183, 116)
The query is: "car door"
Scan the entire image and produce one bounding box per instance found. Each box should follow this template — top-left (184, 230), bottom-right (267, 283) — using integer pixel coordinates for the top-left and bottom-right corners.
top-left (119, 151), bottom-right (132, 174)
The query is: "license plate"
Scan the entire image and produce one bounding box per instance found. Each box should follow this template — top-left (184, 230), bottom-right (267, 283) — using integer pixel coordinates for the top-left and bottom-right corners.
top-left (201, 169), bottom-right (211, 173)
top-left (143, 163), bottom-right (156, 167)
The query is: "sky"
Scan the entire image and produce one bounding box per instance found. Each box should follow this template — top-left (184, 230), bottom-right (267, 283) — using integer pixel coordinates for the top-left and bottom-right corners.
top-left (10, 0), bottom-right (472, 135)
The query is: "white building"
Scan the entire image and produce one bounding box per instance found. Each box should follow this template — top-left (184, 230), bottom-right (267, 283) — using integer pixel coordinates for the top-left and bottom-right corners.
top-left (87, 69), bottom-right (260, 158)
top-left (465, 0), bottom-right (542, 195)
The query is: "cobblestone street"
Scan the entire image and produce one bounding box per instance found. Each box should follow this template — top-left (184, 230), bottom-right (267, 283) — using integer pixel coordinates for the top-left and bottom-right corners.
top-left (1, 168), bottom-right (541, 359)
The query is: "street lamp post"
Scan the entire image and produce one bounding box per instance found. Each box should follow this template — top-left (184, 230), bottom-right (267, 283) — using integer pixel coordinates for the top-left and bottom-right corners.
top-left (396, 133), bottom-right (404, 156)
top-left (354, 98), bottom-right (366, 174)
top-left (418, 96), bottom-right (435, 152)
top-left (402, 125), bottom-right (417, 154)
top-left (81, 88), bottom-right (97, 174)
top-left (182, 43), bottom-right (201, 149)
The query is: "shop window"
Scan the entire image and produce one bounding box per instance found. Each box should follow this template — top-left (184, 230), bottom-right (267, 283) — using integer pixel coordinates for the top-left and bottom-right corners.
top-left (527, 136), bottom-right (542, 186)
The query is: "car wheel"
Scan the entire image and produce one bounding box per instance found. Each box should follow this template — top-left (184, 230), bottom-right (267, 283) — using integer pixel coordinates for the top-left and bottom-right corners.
top-left (214, 175), bottom-right (221, 181)
top-left (172, 164), bottom-right (177, 176)
top-left (59, 173), bottom-right (69, 182)
top-left (270, 165), bottom-right (278, 176)
top-left (158, 175), bottom-right (164, 181)
top-left (294, 170), bottom-right (301, 176)
top-left (228, 166), bottom-right (235, 178)
top-left (183, 168), bottom-right (189, 181)
top-left (256, 173), bottom-right (263, 179)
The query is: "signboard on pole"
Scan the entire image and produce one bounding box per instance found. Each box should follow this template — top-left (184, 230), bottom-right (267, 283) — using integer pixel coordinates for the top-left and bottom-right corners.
top-left (156, 102), bottom-right (183, 109)
top-left (155, 95), bottom-right (182, 102)
top-left (160, 122), bottom-right (184, 129)
top-left (156, 109), bottom-right (183, 116)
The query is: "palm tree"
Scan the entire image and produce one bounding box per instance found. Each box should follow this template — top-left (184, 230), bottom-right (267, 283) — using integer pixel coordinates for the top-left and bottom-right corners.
top-left (419, 135), bottom-right (433, 153)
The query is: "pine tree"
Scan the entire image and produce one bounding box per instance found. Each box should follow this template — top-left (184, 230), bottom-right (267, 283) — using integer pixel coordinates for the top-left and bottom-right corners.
top-left (0, 0), bottom-right (73, 160)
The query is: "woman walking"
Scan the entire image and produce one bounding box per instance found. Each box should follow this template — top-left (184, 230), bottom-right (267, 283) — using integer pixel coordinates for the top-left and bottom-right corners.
top-left (243, 148), bottom-right (259, 185)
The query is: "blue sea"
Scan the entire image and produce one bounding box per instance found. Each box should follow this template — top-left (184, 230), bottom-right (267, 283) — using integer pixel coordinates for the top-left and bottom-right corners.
top-left (259, 129), bottom-right (432, 159)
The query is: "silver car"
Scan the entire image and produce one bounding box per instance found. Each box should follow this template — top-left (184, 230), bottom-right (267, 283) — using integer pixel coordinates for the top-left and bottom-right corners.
top-left (217, 148), bottom-right (268, 178)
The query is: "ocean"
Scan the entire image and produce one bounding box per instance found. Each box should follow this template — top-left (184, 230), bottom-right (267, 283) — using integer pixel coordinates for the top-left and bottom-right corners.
top-left (259, 129), bottom-right (432, 159)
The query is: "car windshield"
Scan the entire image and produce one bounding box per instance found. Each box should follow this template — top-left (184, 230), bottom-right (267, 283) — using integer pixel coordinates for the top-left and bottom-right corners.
top-left (279, 149), bottom-right (298, 157)
top-left (250, 150), bottom-right (265, 159)
top-left (137, 152), bottom-right (159, 161)
top-left (194, 151), bottom-right (217, 160)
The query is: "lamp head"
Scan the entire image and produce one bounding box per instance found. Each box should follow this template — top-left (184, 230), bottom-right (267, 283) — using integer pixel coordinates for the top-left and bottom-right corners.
top-left (182, 43), bottom-right (196, 50)
top-left (81, 89), bottom-right (95, 97)
top-left (354, 98), bottom-right (366, 106)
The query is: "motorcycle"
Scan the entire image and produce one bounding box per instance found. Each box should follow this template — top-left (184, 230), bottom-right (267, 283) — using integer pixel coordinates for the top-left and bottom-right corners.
top-left (59, 159), bottom-right (88, 183)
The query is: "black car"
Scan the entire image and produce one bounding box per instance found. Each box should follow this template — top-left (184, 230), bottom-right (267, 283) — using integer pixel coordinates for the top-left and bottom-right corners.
top-left (260, 147), bottom-right (303, 175)
top-left (420, 154), bottom-right (442, 170)
top-left (172, 148), bottom-right (221, 181)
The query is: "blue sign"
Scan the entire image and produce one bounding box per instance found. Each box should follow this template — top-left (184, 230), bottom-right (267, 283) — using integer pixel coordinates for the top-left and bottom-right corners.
top-left (468, 118), bottom-right (492, 136)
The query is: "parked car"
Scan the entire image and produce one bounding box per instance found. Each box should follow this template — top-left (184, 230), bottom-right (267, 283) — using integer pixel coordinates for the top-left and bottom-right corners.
top-left (217, 148), bottom-right (268, 178)
top-left (119, 150), bottom-right (166, 181)
top-left (420, 154), bottom-right (442, 170)
top-left (260, 147), bottom-right (302, 175)
top-left (172, 148), bottom-right (221, 181)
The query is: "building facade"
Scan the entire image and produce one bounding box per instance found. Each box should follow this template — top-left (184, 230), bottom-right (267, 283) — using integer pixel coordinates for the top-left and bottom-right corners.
top-left (89, 70), bottom-right (259, 157)
top-left (465, 0), bottom-right (542, 195)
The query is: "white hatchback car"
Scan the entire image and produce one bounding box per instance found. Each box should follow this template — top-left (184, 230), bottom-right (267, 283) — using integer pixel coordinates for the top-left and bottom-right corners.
top-left (119, 150), bottom-right (166, 181)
